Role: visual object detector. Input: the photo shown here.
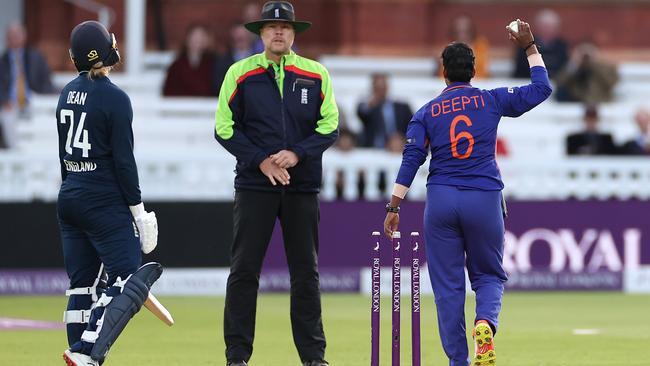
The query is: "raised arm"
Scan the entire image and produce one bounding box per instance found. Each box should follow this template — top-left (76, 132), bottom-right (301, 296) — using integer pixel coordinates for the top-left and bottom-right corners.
top-left (490, 20), bottom-right (553, 117)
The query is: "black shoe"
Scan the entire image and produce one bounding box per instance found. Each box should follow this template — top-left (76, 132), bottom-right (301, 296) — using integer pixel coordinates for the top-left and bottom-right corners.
top-left (226, 361), bottom-right (247, 366)
top-left (303, 361), bottom-right (329, 366)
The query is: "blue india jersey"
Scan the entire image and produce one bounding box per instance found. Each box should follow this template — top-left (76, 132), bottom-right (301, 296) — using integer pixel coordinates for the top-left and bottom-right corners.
top-left (395, 66), bottom-right (552, 191)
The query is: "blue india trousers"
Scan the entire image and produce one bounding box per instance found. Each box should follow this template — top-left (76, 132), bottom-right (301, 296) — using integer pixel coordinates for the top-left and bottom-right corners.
top-left (424, 184), bottom-right (507, 366)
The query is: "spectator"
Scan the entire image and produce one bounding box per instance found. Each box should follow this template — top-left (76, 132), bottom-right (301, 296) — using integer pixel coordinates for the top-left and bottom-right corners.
top-left (0, 21), bottom-right (56, 107)
top-left (357, 73), bottom-right (413, 148)
top-left (0, 21), bottom-right (55, 148)
top-left (512, 9), bottom-right (568, 79)
top-left (385, 133), bottom-right (405, 154)
top-left (566, 105), bottom-right (618, 155)
top-left (332, 109), bottom-right (364, 200)
top-left (442, 15), bottom-right (490, 78)
top-left (214, 24), bottom-right (256, 93)
top-left (555, 42), bottom-right (619, 104)
top-left (333, 128), bottom-right (361, 200)
top-left (242, 1), bottom-right (265, 54)
top-left (335, 102), bottom-right (350, 132)
top-left (334, 128), bottom-right (356, 153)
top-left (162, 24), bottom-right (217, 97)
top-left (621, 108), bottom-right (650, 155)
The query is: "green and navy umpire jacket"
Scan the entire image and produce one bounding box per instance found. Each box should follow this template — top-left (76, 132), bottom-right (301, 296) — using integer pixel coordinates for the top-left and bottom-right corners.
top-left (215, 51), bottom-right (339, 193)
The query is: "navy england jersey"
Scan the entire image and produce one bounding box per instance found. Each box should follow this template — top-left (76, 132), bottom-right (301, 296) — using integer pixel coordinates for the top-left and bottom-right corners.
top-left (396, 66), bottom-right (552, 191)
top-left (55, 73), bottom-right (141, 205)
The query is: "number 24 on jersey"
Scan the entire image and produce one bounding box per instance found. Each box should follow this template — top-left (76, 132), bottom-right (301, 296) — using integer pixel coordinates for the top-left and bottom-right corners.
top-left (60, 109), bottom-right (92, 158)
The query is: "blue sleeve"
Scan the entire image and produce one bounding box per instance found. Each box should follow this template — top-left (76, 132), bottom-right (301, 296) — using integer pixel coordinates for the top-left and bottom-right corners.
top-left (214, 128), bottom-right (269, 170)
top-left (214, 68), bottom-right (268, 170)
top-left (55, 91), bottom-right (67, 182)
top-left (395, 107), bottom-right (428, 187)
top-left (290, 128), bottom-right (339, 161)
top-left (489, 66), bottom-right (552, 117)
top-left (56, 104), bottom-right (67, 182)
top-left (109, 91), bottom-right (142, 206)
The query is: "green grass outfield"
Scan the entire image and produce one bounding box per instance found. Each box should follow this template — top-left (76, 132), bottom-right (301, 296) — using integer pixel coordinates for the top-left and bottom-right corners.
top-left (1, 293), bottom-right (649, 365)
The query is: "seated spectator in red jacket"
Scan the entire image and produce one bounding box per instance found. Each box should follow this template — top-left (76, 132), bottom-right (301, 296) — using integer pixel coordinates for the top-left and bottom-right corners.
top-left (566, 105), bottom-right (618, 155)
top-left (163, 24), bottom-right (217, 97)
top-left (621, 108), bottom-right (650, 155)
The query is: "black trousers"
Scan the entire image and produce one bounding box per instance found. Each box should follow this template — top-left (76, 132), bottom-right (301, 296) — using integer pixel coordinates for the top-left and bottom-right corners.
top-left (224, 190), bottom-right (326, 363)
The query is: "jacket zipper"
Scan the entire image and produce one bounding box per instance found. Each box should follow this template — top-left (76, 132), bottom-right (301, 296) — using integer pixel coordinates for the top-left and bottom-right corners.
top-left (268, 57), bottom-right (288, 193)
top-left (279, 57), bottom-right (287, 150)
top-left (279, 57), bottom-right (287, 194)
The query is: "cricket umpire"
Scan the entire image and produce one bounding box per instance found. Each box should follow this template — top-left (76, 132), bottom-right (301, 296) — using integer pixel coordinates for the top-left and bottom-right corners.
top-left (384, 20), bottom-right (552, 366)
top-left (58, 21), bottom-right (160, 366)
top-left (214, 2), bottom-right (338, 366)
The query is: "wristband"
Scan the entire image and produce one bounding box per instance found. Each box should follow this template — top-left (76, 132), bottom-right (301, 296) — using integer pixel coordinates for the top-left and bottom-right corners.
top-left (129, 202), bottom-right (145, 218)
top-left (385, 203), bottom-right (400, 213)
top-left (524, 41), bottom-right (536, 52)
top-left (392, 183), bottom-right (408, 199)
top-left (527, 53), bottom-right (545, 68)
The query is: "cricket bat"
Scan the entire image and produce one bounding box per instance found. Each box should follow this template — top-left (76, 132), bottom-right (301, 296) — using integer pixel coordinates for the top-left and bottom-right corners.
top-left (144, 293), bottom-right (174, 326)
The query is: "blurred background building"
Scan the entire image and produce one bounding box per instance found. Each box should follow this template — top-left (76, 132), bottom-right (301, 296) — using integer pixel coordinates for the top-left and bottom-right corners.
top-left (1, 0), bottom-right (650, 295)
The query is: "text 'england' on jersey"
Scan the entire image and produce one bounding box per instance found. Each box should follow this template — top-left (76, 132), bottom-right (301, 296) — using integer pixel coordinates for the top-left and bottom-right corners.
top-left (55, 74), bottom-right (142, 206)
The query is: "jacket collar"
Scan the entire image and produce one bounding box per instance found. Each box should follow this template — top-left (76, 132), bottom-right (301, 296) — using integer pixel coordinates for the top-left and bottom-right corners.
top-left (442, 81), bottom-right (473, 94)
top-left (256, 50), bottom-right (297, 68)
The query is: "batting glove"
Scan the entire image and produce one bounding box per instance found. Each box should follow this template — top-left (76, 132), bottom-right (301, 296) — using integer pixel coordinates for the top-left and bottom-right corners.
top-left (129, 203), bottom-right (159, 254)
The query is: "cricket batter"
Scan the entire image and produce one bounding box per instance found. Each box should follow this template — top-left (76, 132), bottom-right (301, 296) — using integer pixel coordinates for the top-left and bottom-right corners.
top-left (384, 20), bottom-right (552, 366)
top-left (57, 21), bottom-right (160, 366)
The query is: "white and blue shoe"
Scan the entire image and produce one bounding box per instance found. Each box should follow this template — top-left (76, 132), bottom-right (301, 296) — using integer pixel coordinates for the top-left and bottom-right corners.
top-left (63, 349), bottom-right (99, 366)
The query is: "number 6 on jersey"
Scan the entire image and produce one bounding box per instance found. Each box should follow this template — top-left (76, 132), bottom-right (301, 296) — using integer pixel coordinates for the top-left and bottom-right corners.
top-left (450, 114), bottom-right (474, 160)
top-left (60, 109), bottom-right (92, 157)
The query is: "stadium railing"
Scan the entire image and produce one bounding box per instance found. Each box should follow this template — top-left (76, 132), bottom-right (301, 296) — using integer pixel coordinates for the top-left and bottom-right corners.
top-left (2, 146), bottom-right (650, 202)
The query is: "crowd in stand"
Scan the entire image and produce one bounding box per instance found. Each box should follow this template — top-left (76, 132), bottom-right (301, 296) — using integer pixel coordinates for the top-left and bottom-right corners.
top-left (0, 6), bottom-right (645, 165)
top-left (155, 6), bottom-right (628, 162)
top-left (567, 105), bottom-right (650, 156)
top-left (334, 8), bottom-right (626, 163)
top-left (161, 21), bottom-right (260, 97)
top-left (162, 2), bottom-right (263, 97)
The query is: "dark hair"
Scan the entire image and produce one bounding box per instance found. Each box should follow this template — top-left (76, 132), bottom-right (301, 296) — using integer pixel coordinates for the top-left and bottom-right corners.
top-left (441, 42), bottom-right (475, 82)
